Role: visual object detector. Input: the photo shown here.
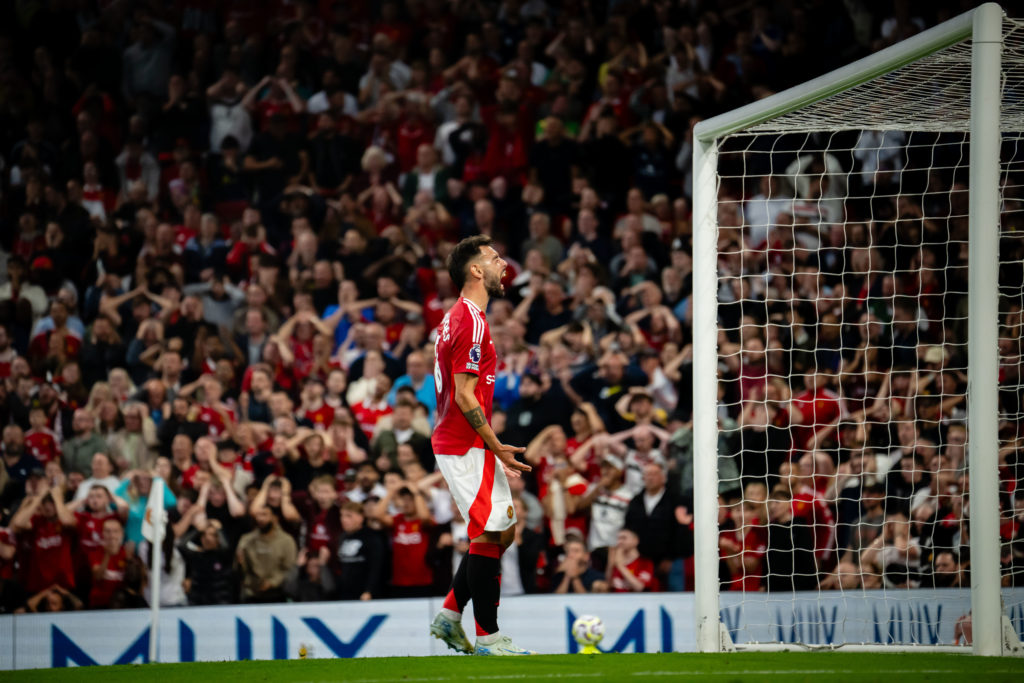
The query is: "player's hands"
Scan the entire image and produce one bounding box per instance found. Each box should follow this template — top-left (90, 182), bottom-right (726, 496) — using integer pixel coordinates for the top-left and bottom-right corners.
top-left (494, 443), bottom-right (530, 478)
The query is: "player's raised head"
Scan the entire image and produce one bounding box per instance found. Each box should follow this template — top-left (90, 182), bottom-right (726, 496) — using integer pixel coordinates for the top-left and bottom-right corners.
top-left (447, 234), bottom-right (497, 292)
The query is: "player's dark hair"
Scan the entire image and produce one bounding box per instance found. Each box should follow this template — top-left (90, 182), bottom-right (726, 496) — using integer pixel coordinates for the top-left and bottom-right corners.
top-left (447, 235), bottom-right (493, 291)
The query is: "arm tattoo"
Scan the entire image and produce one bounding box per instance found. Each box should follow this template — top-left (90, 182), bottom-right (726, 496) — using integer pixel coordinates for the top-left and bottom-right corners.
top-left (462, 406), bottom-right (488, 429)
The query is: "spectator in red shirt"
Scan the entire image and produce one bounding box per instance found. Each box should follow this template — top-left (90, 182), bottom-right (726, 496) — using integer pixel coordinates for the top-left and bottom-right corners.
top-left (0, 324), bottom-right (15, 379)
top-left (372, 474), bottom-right (434, 598)
top-left (784, 455), bottom-right (838, 568)
top-left (607, 527), bottom-right (658, 592)
top-left (225, 224), bottom-right (276, 281)
top-left (395, 108), bottom-right (435, 174)
top-left (720, 482), bottom-right (769, 592)
top-left (28, 299), bottom-right (82, 366)
top-left (352, 373), bottom-right (394, 441)
top-left (276, 308), bottom-right (332, 383)
top-left (302, 474), bottom-right (340, 562)
top-left (24, 406), bottom-right (61, 464)
top-left (786, 369), bottom-right (846, 453)
top-left (88, 518), bottom-right (128, 608)
top-left (482, 105), bottom-right (529, 187)
top-left (11, 478), bottom-right (77, 594)
top-left (299, 378), bottom-right (335, 430)
top-left (71, 483), bottom-right (125, 558)
top-left (188, 375), bottom-right (237, 440)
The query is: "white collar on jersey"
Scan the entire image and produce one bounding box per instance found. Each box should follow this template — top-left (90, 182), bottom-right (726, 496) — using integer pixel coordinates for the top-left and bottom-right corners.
top-left (461, 297), bottom-right (484, 315)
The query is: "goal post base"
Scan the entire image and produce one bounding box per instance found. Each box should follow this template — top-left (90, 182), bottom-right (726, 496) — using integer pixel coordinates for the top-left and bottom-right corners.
top-left (720, 622), bottom-right (736, 653)
top-left (1002, 615), bottom-right (1024, 657)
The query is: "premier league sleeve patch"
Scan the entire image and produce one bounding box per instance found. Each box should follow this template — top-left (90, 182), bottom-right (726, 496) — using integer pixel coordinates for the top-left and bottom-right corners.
top-left (467, 343), bottom-right (481, 370)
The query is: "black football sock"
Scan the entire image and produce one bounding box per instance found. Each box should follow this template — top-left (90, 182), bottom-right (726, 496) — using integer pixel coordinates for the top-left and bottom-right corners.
top-left (467, 542), bottom-right (503, 636)
top-left (443, 552), bottom-right (470, 614)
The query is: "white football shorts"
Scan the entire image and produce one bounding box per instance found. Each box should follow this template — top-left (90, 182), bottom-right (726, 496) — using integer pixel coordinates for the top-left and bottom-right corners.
top-left (434, 447), bottom-right (516, 538)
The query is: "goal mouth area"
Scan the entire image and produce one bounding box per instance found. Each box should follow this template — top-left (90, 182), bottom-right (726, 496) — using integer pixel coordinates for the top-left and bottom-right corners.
top-left (691, 3), bottom-right (1024, 657)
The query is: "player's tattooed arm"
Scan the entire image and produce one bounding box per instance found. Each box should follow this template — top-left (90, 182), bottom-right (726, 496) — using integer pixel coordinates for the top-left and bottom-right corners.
top-left (462, 406), bottom-right (487, 429)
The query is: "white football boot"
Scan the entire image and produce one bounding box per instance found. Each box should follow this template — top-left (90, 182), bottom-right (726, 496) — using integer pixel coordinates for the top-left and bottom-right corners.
top-left (473, 634), bottom-right (535, 655)
top-left (429, 613), bottom-right (474, 654)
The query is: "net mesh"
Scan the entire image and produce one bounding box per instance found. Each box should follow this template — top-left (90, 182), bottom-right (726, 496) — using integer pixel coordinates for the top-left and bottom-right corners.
top-left (746, 19), bottom-right (1024, 134)
top-left (708, 19), bottom-right (1024, 648)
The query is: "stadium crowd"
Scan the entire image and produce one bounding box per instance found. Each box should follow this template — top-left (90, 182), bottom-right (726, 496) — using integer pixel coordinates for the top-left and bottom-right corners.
top-left (0, 0), bottom-right (1021, 613)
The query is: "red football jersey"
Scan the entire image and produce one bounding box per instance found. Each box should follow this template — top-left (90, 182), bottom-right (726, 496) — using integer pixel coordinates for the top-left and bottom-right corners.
top-left (792, 485), bottom-right (836, 564)
top-left (304, 403), bottom-right (336, 429)
top-left (789, 387), bottom-right (844, 452)
top-left (723, 525), bottom-right (768, 592)
top-left (88, 546), bottom-right (127, 608)
top-left (75, 510), bottom-right (118, 556)
top-left (390, 514), bottom-right (433, 587)
top-left (198, 404), bottom-right (236, 438)
top-left (25, 429), bottom-right (61, 464)
top-left (432, 297), bottom-right (496, 455)
top-left (24, 515), bottom-right (75, 593)
top-left (0, 527), bottom-right (14, 580)
top-left (610, 556), bottom-right (658, 592)
top-left (306, 507), bottom-right (338, 556)
top-left (352, 399), bottom-right (392, 440)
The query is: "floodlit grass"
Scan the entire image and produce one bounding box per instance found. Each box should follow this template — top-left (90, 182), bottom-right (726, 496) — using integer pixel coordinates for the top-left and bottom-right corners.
top-left (5, 652), bottom-right (1024, 682)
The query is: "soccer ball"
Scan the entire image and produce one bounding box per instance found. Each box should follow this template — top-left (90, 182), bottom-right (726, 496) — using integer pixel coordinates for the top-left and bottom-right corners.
top-left (572, 615), bottom-right (605, 648)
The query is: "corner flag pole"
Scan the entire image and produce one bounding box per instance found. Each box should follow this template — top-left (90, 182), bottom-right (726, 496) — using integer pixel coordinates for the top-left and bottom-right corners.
top-left (144, 478), bottom-right (165, 663)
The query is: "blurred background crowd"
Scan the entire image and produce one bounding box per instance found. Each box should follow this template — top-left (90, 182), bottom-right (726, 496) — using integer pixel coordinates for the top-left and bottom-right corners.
top-left (0, 0), bottom-right (1021, 613)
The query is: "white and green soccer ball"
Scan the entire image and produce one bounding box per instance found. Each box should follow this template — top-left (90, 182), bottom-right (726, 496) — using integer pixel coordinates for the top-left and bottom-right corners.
top-left (571, 615), bottom-right (605, 647)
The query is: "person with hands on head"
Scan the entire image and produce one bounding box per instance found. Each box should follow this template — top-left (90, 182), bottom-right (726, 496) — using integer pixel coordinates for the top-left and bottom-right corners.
top-left (236, 506), bottom-right (297, 603)
top-left (70, 482), bottom-right (127, 580)
top-left (250, 473), bottom-right (302, 527)
top-left (26, 582), bottom-right (83, 612)
top-left (429, 235), bottom-right (534, 656)
top-left (195, 469), bottom-right (248, 544)
top-left (180, 518), bottom-right (234, 605)
top-left (11, 474), bottom-right (77, 594)
top-left (577, 451), bottom-right (631, 561)
top-left (373, 474), bottom-right (436, 598)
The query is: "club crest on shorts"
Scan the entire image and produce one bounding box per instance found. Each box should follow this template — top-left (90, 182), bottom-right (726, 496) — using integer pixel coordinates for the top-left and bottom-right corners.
top-left (469, 344), bottom-right (481, 364)
top-left (507, 505), bottom-right (514, 519)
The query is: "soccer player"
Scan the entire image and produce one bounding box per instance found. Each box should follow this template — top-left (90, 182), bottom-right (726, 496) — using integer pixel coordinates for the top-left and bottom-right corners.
top-left (429, 235), bottom-right (534, 656)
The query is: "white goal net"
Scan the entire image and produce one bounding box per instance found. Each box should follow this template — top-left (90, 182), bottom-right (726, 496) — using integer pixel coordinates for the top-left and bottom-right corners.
top-left (692, 5), bottom-right (1024, 654)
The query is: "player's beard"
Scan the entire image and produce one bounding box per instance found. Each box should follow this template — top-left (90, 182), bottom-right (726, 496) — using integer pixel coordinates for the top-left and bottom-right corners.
top-left (484, 270), bottom-right (504, 298)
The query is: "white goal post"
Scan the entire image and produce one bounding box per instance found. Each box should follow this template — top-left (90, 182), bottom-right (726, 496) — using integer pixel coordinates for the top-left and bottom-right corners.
top-left (692, 2), bottom-right (1022, 656)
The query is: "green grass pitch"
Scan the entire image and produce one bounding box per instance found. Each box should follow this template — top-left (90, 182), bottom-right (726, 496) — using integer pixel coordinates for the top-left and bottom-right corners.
top-left (4, 653), bottom-right (1024, 682)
